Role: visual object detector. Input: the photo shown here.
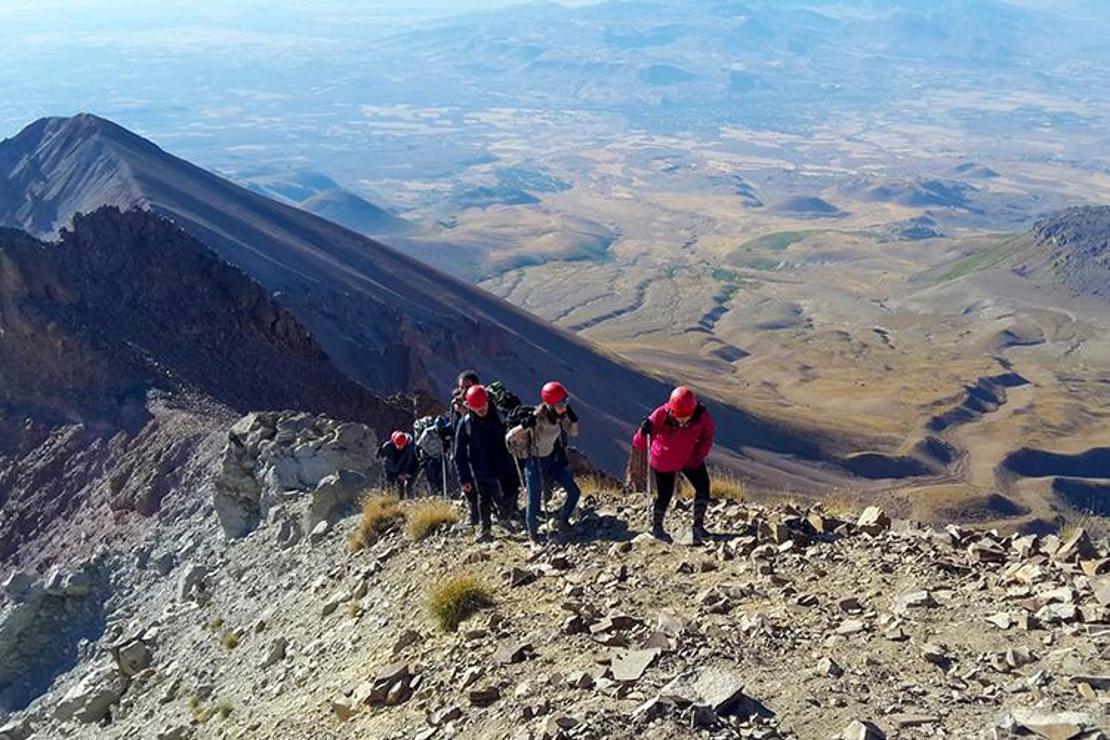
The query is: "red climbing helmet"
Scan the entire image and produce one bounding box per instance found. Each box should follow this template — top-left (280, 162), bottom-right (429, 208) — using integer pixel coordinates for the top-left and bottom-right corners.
top-left (391, 431), bottom-right (408, 448)
top-left (465, 384), bottom-right (489, 411)
top-left (668, 386), bottom-right (697, 417)
top-left (541, 381), bottom-right (568, 406)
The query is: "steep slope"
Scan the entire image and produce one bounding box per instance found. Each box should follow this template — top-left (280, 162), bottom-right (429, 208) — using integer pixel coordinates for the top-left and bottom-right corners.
top-left (3, 465), bottom-right (1106, 737)
top-left (0, 206), bottom-right (410, 567)
top-left (1018, 205), bottom-right (1110, 301)
top-left (0, 207), bottom-right (406, 425)
top-left (922, 205), bottom-right (1110, 303)
top-left (0, 114), bottom-right (838, 475)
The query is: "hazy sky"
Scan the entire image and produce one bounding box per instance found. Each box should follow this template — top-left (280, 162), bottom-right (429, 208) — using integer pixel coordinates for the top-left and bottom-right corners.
top-left (0, 0), bottom-right (603, 28)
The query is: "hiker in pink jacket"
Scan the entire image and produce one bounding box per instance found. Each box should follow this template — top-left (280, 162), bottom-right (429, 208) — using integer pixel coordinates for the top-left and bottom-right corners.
top-left (632, 386), bottom-right (716, 544)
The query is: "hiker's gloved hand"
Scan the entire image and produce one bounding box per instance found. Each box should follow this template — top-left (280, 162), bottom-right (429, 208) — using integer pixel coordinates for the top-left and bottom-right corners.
top-left (565, 405), bottom-right (578, 423)
top-left (639, 418), bottom-right (652, 437)
top-left (521, 413), bottom-right (537, 429)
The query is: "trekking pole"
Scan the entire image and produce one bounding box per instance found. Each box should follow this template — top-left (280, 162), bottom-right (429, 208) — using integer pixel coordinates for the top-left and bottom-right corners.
top-left (442, 453), bottom-right (449, 501)
top-left (512, 455), bottom-right (526, 525)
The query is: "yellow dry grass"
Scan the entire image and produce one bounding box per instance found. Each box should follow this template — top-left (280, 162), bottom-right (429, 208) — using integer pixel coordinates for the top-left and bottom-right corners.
top-left (819, 491), bottom-right (858, 519)
top-left (406, 500), bottom-right (460, 541)
top-left (428, 573), bottom-right (494, 632)
top-left (710, 474), bottom-right (747, 502)
top-left (348, 493), bottom-right (404, 552)
top-left (576, 475), bottom-right (611, 497)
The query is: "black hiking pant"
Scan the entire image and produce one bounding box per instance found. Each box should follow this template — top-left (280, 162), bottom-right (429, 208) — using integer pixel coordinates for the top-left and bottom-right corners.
top-left (422, 455), bottom-right (444, 496)
top-left (386, 471), bottom-right (414, 499)
top-left (652, 463), bottom-right (710, 514)
top-left (468, 476), bottom-right (513, 529)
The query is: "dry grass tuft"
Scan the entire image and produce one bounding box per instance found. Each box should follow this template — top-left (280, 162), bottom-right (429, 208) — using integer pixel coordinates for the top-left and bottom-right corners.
top-left (348, 493), bottom-right (404, 552)
top-left (219, 631), bottom-right (240, 650)
top-left (820, 492), bottom-right (857, 519)
top-left (406, 500), bottom-right (460, 541)
top-left (428, 573), bottom-right (494, 632)
top-left (711, 474), bottom-right (747, 502)
top-left (577, 475), bottom-right (612, 497)
top-left (345, 600), bottom-right (363, 619)
top-left (192, 697), bottom-right (234, 724)
top-left (1061, 512), bottom-right (1108, 543)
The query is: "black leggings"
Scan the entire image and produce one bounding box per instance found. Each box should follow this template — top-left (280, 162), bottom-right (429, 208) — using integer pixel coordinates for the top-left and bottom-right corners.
top-left (653, 463), bottom-right (710, 513)
top-left (386, 472), bottom-right (414, 499)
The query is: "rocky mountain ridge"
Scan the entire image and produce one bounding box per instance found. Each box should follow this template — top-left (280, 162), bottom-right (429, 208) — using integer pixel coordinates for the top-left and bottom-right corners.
top-left (0, 411), bottom-right (1106, 739)
top-left (0, 206), bottom-right (410, 570)
top-left (1023, 206), bottom-right (1110, 301)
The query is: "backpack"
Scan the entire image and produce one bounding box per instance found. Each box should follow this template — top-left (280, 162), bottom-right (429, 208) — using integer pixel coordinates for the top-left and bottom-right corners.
top-left (505, 424), bottom-right (532, 459)
top-left (488, 381), bottom-right (523, 415)
top-left (504, 404), bottom-right (535, 428)
top-left (503, 405), bottom-right (537, 459)
top-left (413, 416), bottom-right (442, 457)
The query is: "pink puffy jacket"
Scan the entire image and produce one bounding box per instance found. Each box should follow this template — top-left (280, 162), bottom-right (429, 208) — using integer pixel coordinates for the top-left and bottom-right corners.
top-left (631, 403), bottom-right (715, 473)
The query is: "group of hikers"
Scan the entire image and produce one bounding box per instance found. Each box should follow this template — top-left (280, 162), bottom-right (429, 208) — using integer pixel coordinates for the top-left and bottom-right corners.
top-left (377, 370), bottom-right (716, 545)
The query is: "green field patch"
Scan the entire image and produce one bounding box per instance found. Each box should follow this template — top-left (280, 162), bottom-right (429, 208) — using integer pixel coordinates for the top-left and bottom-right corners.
top-left (936, 240), bottom-right (1016, 282)
top-left (740, 229), bottom-right (823, 252)
top-left (739, 256), bottom-right (783, 271)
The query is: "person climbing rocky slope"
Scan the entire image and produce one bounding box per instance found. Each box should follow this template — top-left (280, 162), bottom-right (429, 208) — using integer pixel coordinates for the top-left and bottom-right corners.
top-left (1, 411), bottom-right (1106, 739)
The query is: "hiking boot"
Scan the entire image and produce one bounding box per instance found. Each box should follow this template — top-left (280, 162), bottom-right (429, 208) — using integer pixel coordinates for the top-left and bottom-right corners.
top-left (475, 527), bottom-right (493, 544)
top-left (691, 523), bottom-right (709, 546)
top-left (528, 530), bottom-right (547, 546)
top-left (553, 517), bottom-right (572, 544)
top-left (692, 500), bottom-right (711, 545)
top-left (651, 509), bottom-right (672, 544)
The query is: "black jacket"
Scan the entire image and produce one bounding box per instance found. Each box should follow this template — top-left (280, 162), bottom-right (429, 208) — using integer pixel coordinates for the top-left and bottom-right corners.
top-left (377, 439), bottom-right (418, 477)
top-left (453, 407), bottom-right (516, 486)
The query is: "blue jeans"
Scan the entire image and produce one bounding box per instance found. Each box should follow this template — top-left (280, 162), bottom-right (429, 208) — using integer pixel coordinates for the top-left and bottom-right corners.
top-left (524, 455), bottom-right (581, 535)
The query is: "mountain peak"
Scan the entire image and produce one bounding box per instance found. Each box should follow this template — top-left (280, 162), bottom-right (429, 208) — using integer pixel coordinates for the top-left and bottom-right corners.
top-left (0, 113), bottom-right (157, 237)
top-left (5, 112), bottom-right (149, 156)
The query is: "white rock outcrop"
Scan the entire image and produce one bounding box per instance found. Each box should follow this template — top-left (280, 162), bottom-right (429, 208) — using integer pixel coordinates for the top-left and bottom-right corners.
top-left (213, 412), bottom-right (379, 539)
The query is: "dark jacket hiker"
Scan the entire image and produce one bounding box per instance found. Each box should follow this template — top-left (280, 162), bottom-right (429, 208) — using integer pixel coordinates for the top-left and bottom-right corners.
top-left (377, 431), bottom-right (419, 498)
top-left (453, 385), bottom-right (520, 540)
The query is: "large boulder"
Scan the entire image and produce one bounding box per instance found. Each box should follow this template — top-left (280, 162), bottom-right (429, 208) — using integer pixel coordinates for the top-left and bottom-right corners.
top-left (0, 558), bottom-right (109, 715)
top-left (53, 660), bottom-right (128, 724)
top-left (305, 471), bottom-right (370, 532)
top-left (213, 412), bottom-right (380, 539)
